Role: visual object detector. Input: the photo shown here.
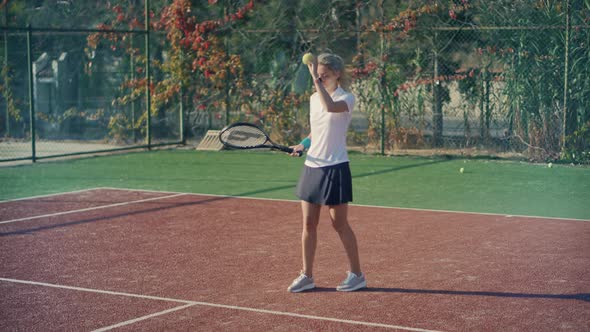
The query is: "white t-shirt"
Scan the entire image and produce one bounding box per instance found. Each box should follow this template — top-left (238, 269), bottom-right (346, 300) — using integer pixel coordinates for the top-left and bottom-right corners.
top-left (305, 86), bottom-right (355, 168)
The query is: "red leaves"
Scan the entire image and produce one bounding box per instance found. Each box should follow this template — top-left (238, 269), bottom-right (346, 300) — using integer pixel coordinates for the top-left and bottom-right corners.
top-left (372, 1), bottom-right (472, 34)
top-left (373, 7), bottom-right (421, 33)
top-left (449, 10), bottom-right (457, 20)
top-left (352, 61), bottom-right (379, 79)
top-left (392, 67), bottom-right (505, 97)
top-left (87, 0), bottom-right (253, 121)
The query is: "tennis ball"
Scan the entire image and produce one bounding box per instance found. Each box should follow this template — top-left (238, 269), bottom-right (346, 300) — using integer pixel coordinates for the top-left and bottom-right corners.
top-left (548, 163), bottom-right (553, 168)
top-left (459, 167), bottom-right (465, 173)
top-left (302, 53), bottom-right (315, 65)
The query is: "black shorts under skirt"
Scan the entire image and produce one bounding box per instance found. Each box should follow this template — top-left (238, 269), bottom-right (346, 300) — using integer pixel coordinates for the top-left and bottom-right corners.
top-left (295, 162), bottom-right (353, 205)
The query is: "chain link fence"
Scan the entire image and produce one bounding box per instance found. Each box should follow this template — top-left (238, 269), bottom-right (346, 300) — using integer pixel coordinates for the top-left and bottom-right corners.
top-left (1, 1), bottom-right (588, 163)
top-left (0, 3), bottom-right (182, 162)
top-left (225, 0), bottom-right (588, 162)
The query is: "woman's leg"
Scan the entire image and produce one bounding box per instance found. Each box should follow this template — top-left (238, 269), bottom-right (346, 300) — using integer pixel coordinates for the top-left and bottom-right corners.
top-left (329, 203), bottom-right (361, 275)
top-left (301, 200), bottom-right (322, 277)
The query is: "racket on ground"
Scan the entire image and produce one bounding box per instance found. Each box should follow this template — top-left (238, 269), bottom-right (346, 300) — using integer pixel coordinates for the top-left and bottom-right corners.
top-left (218, 122), bottom-right (301, 156)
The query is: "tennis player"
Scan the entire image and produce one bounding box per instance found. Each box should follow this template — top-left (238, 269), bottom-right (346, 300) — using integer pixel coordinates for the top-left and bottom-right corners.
top-left (287, 53), bottom-right (366, 292)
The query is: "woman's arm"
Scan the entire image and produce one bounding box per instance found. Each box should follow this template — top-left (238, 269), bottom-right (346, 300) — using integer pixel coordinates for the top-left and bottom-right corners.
top-left (312, 78), bottom-right (349, 113)
top-left (307, 59), bottom-right (349, 113)
top-left (290, 133), bottom-right (312, 157)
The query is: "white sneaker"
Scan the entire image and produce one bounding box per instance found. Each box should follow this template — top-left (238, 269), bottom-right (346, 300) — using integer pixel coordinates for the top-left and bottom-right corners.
top-left (287, 272), bottom-right (315, 293)
top-left (336, 271), bottom-right (366, 292)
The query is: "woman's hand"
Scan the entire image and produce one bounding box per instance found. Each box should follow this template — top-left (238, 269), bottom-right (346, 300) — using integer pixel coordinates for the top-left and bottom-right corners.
top-left (307, 59), bottom-right (319, 81)
top-left (289, 144), bottom-right (305, 157)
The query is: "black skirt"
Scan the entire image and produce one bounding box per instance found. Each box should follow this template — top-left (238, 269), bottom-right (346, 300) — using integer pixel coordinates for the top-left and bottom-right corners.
top-left (295, 162), bottom-right (353, 205)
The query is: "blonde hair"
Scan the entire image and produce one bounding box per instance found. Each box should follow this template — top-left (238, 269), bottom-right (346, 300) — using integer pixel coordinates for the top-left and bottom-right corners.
top-left (318, 53), bottom-right (350, 90)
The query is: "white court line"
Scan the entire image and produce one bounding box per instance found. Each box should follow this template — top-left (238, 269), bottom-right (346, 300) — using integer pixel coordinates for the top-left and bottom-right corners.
top-left (96, 186), bottom-right (301, 204)
top-left (0, 277), bottom-right (443, 332)
top-left (0, 277), bottom-right (193, 303)
top-left (0, 188), bottom-right (98, 203)
top-left (99, 186), bottom-right (590, 222)
top-left (0, 193), bottom-right (186, 225)
top-left (4, 186), bottom-right (587, 222)
top-left (92, 303), bottom-right (198, 332)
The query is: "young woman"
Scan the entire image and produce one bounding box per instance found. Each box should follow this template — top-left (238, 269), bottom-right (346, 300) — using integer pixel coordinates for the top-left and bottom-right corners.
top-left (287, 53), bottom-right (365, 293)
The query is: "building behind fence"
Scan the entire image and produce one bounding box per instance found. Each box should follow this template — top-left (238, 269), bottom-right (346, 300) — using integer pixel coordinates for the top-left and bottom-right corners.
top-left (1, 1), bottom-right (588, 163)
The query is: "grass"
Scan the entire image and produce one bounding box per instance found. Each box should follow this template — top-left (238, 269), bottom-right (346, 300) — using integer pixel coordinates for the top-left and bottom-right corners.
top-left (1, 149), bottom-right (589, 220)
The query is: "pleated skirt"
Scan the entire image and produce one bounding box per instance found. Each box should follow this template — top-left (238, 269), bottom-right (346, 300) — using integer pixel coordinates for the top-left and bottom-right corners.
top-left (295, 162), bottom-right (353, 205)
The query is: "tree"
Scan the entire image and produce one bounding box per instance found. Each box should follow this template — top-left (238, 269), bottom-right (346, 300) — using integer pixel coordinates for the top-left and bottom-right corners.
top-left (87, 0), bottom-right (254, 142)
top-left (472, 0), bottom-right (589, 161)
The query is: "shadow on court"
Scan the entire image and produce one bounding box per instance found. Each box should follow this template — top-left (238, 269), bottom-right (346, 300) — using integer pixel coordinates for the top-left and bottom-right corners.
top-left (311, 287), bottom-right (590, 302)
top-left (352, 158), bottom-right (451, 179)
top-left (0, 195), bottom-right (232, 236)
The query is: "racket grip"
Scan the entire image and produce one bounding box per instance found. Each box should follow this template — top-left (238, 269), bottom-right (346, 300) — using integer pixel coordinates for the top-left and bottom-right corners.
top-left (290, 148), bottom-right (303, 157)
top-left (281, 146), bottom-right (302, 157)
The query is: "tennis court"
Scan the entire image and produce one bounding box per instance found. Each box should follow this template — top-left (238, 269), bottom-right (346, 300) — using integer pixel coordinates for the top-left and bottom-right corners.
top-left (2, 1), bottom-right (589, 330)
top-left (1, 187), bottom-right (588, 331)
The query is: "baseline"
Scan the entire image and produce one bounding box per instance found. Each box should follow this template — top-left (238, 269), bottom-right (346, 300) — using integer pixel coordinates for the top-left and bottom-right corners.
top-left (0, 277), bottom-right (443, 332)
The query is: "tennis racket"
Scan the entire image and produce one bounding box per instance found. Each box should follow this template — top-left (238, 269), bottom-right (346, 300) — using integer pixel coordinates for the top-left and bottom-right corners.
top-left (218, 122), bottom-right (302, 156)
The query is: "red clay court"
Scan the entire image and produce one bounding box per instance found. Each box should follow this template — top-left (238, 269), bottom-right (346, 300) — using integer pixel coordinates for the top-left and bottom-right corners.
top-left (0, 188), bottom-right (588, 331)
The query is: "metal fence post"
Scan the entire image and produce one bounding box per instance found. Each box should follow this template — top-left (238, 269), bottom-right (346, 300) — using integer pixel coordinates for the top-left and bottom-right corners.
top-left (145, 0), bottom-right (151, 148)
top-left (432, 31), bottom-right (443, 148)
top-left (561, 0), bottom-right (570, 151)
top-left (224, 4), bottom-right (231, 128)
top-left (3, 7), bottom-right (9, 137)
top-left (27, 24), bottom-right (36, 162)
top-left (225, 50), bottom-right (231, 127)
top-left (379, 0), bottom-right (385, 155)
top-left (130, 34), bottom-right (136, 143)
top-left (180, 85), bottom-right (185, 144)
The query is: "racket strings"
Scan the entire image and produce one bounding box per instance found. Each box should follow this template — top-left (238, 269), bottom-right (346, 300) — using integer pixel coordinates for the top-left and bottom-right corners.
top-left (220, 125), bottom-right (268, 148)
